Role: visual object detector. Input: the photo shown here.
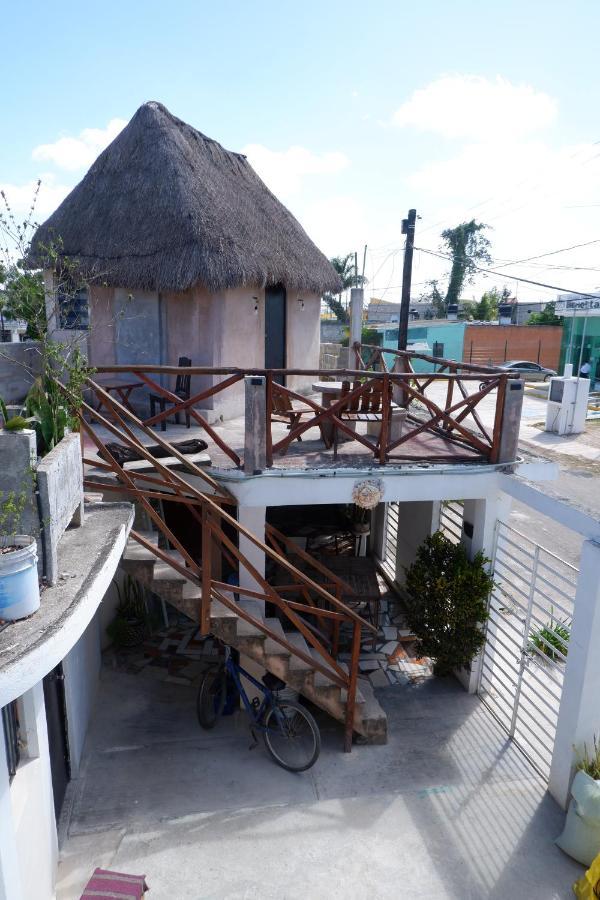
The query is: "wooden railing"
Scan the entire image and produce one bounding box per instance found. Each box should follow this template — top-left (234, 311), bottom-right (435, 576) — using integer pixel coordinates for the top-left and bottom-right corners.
top-left (70, 377), bottom-right (374, 751)
top-left (86, 354), bottom-right (512, 468)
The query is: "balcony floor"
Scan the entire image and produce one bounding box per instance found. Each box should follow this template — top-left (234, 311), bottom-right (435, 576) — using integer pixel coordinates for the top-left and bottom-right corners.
top-left (83, 385), bottom-right (490, 476)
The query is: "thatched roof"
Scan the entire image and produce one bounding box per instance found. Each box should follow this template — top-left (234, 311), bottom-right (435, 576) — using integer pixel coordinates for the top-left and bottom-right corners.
top-left (30, 102), bottom-right (341, 295)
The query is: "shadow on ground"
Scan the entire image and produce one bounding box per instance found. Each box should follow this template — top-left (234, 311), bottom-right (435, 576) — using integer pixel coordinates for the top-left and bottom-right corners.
top-left (57, 662), bottom-right (582, 899)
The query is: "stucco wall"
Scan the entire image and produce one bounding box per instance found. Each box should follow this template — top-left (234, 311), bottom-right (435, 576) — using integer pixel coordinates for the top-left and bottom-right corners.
top-left (88, 286), bottom-right (116, 366)
top-left (286, 291), bottom-right (320, 394)
top-left (84, 281), bottom-right (321, 419)
top-left (464, 324), bottom-right (562, 369)
top-left (164, 286), bottom-right (217, 409)
top-left (212, 286), bottom-right (265, 417)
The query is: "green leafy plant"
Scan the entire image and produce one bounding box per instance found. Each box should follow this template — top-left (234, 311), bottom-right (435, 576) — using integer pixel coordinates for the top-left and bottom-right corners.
top-left (528, 608), bottom-right (570, 661)
top-left (0, 397), bottom-right (35, 432)
top-left (107, 575), bottom-right (148, 648)
top-left (404, 531), bottom-right (493, 676)
top-left (576, 735), bottom-right (600, 781)
top-left (0, 467), bottom-right (36, 543)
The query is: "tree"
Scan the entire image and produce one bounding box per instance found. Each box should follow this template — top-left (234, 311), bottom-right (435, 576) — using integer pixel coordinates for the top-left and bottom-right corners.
top-left (323, 253), bottom-right (367, 325)
top-left (419, 278), bottom-right (445, 318)
top-left (441, 220), bottom-right (492, 308)
top-left (474, 288), bottom-right (499, 322)
top-left (527, 302), bottom-right (563, 326)
top-left (404, 532), bottom-right (493, 676)
top-left (0, 266), bottom-right (46, 339)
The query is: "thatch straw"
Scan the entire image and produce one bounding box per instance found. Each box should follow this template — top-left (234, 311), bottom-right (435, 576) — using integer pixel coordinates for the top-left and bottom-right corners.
top-left (29, 101), bottom-right (341, 295)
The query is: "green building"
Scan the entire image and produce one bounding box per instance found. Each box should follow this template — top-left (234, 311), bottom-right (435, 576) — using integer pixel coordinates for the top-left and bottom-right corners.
top-left (380, 320), bottom-right (467, 372)
top-left (556, 295), bottom-right (600, 386)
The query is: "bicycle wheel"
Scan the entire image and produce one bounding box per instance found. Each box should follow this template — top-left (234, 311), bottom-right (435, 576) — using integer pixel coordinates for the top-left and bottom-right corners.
top-left (196, 666), bottom-right (226, 729)
top-left (263, 699), bottom-right (321, 772)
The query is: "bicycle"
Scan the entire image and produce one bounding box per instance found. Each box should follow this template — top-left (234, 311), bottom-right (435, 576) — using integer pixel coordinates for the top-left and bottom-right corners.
top-left (196, 644), bottom-right (321, 772)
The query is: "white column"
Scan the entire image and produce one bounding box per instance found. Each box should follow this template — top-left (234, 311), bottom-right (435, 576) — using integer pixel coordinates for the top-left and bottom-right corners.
top-left (457, 492), bottom-right (512, 693)
top-left (237, 506), bottom-right (266, 617)
top-left (0, 724), bottom-right (22, 900)
top-left (549, 540), bottom-right (600, 809)
top-left (236, 506), bottom-right (268, 704)
top-left (394, 501), bottom-right (440, 588)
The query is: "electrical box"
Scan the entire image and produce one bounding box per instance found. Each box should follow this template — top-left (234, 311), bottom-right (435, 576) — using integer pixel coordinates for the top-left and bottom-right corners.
top-left (545, 375), bottom-right (590, 435)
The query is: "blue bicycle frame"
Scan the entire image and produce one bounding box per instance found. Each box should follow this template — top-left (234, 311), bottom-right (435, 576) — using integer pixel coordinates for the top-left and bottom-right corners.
top-left (223, 647), bottom-right (284, 735)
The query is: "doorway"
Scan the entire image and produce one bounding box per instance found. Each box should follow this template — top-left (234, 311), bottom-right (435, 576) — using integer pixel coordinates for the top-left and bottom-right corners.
top-left (265, 285), bottom-right (286, 383)
top-left (43, 664), bottom-right (70, 819)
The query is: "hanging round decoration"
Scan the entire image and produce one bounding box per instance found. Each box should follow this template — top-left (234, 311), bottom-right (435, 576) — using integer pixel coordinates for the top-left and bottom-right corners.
top-left (352, 479), bottom-right (384, 510)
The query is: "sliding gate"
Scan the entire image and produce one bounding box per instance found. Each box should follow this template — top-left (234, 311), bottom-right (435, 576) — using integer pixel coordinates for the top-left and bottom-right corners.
top-left (478, 521), bottom-right (578, 780)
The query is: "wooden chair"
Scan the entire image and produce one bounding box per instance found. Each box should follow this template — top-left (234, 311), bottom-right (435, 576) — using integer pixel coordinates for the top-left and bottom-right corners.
top-left (149, 356), bottom-right (192, 431)
top-left (333, 379), bottom-right (392, 457)
top-left (271, 391), bottom-right (330, 449)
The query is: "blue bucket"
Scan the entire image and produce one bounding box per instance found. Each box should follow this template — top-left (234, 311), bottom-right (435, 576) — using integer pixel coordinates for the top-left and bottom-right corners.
top-left (0, 536), bottom-right (40, 620)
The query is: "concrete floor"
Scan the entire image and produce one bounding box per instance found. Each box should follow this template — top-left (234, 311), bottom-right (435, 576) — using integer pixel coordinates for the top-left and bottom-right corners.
top-left (56, 664), bottom-right (582, 899)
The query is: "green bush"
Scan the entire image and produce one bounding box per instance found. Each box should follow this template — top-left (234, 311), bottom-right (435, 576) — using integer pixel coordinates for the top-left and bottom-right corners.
top-left (404, 531), bottom-right (493, 676)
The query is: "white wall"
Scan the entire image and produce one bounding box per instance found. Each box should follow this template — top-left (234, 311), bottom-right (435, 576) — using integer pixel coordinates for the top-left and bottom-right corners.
top-left (2, 682), bottom-right (58, 900)
top-left (63, 613), bottom-right (102, 777)
top-left (393, 501), bottom-right (440, 588)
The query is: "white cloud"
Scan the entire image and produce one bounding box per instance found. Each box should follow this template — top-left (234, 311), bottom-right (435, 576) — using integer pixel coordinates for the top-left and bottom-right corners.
top-left (242, 143), bottom-right (349, 199)
top-left (32, 118), bottom-right (127, 171)
top-left (0, 175), bottom-right (72, 223)
top-left (392, 75), bottom-right (557, 140)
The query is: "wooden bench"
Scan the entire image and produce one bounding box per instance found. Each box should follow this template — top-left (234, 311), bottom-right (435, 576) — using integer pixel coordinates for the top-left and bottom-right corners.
top-left (334, 380), bottom-right (405, 457)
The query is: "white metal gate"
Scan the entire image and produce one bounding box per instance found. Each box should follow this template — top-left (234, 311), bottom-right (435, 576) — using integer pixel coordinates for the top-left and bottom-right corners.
top-left (381, 502), bottom-right (400, 582)
top-left (478, 521), bottom-right (578, 779)
top-left (440, 500), bottom-right (464, 544)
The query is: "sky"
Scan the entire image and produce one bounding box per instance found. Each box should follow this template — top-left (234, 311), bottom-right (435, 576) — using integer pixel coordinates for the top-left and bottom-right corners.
top-left (2, 0), bottom-right (600, 304)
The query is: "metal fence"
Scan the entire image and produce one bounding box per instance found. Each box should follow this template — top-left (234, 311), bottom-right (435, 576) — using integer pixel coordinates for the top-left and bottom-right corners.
top-left (478, 521), bottom-right (578, 780)
top-left (440, 500), bottom-right (464, 544)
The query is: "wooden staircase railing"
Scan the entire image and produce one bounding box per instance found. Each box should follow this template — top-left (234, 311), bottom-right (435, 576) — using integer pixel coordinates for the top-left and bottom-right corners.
top-left (69, 376), bottom-right (375, 751)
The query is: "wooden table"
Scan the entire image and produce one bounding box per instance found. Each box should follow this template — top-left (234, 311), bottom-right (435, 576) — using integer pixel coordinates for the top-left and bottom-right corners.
top-left (317, 555), bottom-right (381, 641)
top-left (93, 377), bottom-right (144, 416)
top-left (311, 381), bottom-right (354, 444)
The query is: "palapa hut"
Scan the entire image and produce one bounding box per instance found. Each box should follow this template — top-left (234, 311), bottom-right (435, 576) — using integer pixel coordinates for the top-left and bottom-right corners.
top-left (31, 101), bottom-right (341, 417)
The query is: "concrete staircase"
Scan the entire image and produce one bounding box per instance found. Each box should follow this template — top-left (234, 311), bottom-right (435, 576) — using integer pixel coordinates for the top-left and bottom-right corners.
top-left (120, 531), bottom-right (387, 744)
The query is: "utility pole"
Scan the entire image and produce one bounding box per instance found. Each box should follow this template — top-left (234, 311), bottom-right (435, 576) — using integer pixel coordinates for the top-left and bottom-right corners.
top-left (397, 208), bottom-right (416, 351)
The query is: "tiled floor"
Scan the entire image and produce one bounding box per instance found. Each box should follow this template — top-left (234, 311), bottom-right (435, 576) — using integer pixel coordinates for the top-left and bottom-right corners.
top-left (116, 577), bottom-right (432, 691)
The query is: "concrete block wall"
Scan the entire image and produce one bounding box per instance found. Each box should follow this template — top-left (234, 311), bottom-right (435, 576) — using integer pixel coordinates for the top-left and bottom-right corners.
top-left (0, 342), bottom-right (42, 404)
top-left (319, 342), bottom-right (344, 372)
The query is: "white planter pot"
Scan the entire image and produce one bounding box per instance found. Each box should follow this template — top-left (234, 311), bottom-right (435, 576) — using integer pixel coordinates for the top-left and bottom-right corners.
top-left (0, 535), bottom-right (40, 620)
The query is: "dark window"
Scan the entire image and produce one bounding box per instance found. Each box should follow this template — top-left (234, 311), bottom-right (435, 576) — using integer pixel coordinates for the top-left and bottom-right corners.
top-left (2, 701), bottom-right (20, 780)
top-left (432, 341), bottom-right (444, 358)
top-left (58, 287), bottom-right (89, 330)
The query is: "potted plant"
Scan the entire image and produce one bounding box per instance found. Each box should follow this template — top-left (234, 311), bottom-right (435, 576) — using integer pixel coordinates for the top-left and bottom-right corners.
top-left (0, 475), bottom-right (40, 621)
top-left (107, 575), bottom-right (149, 648)
top-left (404, 531), bottom-right (493, 676)
top-left (556, 736), bottom-right (600, 866)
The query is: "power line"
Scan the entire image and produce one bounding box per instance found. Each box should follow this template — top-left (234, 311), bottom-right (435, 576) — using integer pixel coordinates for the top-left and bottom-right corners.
top-left (417, 140), bottom-right (600, 238)
top-left (485, 237), bottom-right (600, 269)
top-left (416, 246), bottom-right (600, 298)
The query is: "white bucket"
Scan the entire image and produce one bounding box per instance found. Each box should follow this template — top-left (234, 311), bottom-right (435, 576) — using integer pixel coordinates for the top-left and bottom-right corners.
top-left (0, 536), bottom-right (40, 620)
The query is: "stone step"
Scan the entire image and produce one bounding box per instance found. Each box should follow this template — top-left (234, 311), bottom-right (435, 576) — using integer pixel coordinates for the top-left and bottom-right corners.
top-left (120, 533), bottom-right (159, 582)
top-left (210, 600), bottom-right (241, 645)
top-left (263, 617), bottom-right (291, 659)
top-left (121, 537), bottom-right (388, 744)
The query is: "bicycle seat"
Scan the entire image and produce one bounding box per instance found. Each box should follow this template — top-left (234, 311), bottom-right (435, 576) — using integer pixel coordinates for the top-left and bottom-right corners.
top-left (262, 672), bottom-right (286, 692)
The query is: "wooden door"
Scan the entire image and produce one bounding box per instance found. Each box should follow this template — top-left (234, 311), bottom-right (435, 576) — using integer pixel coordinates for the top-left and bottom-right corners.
top-left (43, 664), bottom-right (70, 819)
top-left (265, 285), bottom-right (286, 382)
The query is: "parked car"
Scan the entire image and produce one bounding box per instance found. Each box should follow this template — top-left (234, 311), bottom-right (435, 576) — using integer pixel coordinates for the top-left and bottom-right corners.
top-left (498, 360), bottom-right (557, 381)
